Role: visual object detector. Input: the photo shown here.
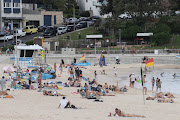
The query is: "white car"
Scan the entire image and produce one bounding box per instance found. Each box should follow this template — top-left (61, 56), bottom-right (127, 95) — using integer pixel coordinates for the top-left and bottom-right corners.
top-left (119, 13), bottom-right (132, 19)
top-left (14, 29), bottom-right (26, 37)
top-left (57, 27), bottom-right (67, 35)
top-left (67, 18), bottom-right (79, 24)
top-left (0, 34), bottom-right (14, 41)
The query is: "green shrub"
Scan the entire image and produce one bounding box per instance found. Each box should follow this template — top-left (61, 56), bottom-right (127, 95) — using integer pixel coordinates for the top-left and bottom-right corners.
top-left (25, 40), bottom-right (34, 45)
top-left (152, 32), bottom-right (172, 46)
top-left (2, 45), bottom-right (14, 51)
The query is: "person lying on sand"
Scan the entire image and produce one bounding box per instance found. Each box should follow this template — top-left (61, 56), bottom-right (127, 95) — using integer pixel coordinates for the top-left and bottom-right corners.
top-left (146, 92), bottom-right (175, 100)
top-left (43, 90), bottom-right (65, 96)
top-left (114, 108), bottom-right (145, 117)
top-left (157, 97), bottom-right (174, 103)
top-left (0, 90), bottom-right (9, 96)
top-left (44, 83), bottom-right (58, 89)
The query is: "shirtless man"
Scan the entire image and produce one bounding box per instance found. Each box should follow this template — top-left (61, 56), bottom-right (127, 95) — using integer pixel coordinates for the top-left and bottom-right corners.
top-left (38, 71), bottom-right (42, 90)
top-left (114, 108), bottom-right (145, 117)
top-left (54, 63), bottom-right (57, 73)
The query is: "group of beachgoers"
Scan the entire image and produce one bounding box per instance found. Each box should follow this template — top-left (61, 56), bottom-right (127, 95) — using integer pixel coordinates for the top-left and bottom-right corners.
top-left (129, 72), bottom-right (175, 103)
top-left (1, 56), bottom-right (178, 118)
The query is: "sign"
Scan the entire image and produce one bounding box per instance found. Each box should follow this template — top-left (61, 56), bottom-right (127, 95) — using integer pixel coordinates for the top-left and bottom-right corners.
top-left (106, 39), bottom-right (109, 42)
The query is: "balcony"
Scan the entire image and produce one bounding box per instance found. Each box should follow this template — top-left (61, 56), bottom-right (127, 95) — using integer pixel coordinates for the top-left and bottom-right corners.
top-left (93, 1), bottom-right (102, 7)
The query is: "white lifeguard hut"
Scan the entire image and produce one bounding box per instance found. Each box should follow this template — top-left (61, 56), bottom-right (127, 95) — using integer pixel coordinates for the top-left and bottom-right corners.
top-left (14, 44), bottom-right (43, 68)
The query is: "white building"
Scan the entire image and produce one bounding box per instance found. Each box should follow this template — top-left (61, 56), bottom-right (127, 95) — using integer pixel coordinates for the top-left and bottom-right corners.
top-left (0, 0), bottom-right (23, 34)
top-left (76, 0), bottom-right (110, 18)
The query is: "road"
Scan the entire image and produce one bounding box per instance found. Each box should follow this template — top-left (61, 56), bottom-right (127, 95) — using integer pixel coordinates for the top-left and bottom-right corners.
top-left (0, 32), bottom-right (43, 48)
top-left (0, 27), bottom-right (88, 48)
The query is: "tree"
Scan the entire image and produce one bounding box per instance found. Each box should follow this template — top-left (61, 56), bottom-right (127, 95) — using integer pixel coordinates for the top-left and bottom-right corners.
top-left (151, 32), bottom-right (171, 46)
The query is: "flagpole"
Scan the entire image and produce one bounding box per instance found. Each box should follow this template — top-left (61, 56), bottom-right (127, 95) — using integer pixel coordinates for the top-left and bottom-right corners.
top-left (141, 67), bottom-right (145, 105)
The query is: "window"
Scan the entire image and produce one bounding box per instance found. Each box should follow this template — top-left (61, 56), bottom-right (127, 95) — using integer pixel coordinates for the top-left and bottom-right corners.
top-left (30, 26), bottom-right (33, 29)
top-left (13, 3), bottom-right (20, 8)
top-left (4, 2), bottom-right (11, 8)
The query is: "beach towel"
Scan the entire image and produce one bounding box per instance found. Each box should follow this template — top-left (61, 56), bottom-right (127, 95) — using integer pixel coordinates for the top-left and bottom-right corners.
top-left (72, 92), bottom-right (78, 94)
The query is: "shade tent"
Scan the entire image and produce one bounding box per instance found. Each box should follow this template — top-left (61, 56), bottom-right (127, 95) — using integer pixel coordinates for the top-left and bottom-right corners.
top-left (16, 45), bottom-right (43, 50)
top-left (86, 35), bottom-right (103, 39)
top-left (137, 33), bottom-right (153, 37)
top-left (3, 66), bottom-right (15, 72)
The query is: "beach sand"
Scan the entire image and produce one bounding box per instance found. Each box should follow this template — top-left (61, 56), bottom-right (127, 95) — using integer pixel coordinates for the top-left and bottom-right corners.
top-left (0, 63), bottom-right (180, 120)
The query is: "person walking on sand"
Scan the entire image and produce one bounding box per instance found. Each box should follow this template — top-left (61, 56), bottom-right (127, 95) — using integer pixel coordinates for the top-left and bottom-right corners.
top-left (157, 79), bottom-right (162, 92)
top-left (151, 77), bottom-right (155, 92)
top-left (114, 67), bottom-right (117, 77)
top-left (130, 73), bottom-right (135, 88)
top-left (94, 70), bottom-right (97, 79)
top-left (38, 71), bottom-right (42, 90)
top-left (60, 64), bottom-right (63, 74)
top-left (143, 75), bottom-right (147, 95)
top-left (28, 74), bottom-right (32, 90)
top-left (54, 63), bottom-right (57, 73)
top-left (156, 77), bottom-right (159, 92)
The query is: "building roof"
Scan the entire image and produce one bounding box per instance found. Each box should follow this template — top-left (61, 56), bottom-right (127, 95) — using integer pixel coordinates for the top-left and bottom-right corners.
top-left (22, 8), bottom-right (41, 15)
top-left (137, 33), bottom-right (153, 37)
top-left (86, 35), bottom-right (103, 39)
top-left (16, 45), bottom-right (43, 50)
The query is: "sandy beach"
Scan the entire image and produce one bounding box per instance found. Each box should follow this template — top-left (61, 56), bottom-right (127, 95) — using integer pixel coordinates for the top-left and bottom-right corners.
top-left (0, 63), bottom-right (180, 120)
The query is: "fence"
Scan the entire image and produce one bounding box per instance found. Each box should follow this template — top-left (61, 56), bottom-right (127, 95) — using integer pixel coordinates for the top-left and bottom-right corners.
top-left (75, 49), bottom-right (180, 55)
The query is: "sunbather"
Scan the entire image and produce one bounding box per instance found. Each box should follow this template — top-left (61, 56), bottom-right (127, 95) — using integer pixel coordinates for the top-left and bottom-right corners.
top-left (114, 108), bottom-right (145, 117)
top-left (157, 97), bottom-right (174, 103)
top-left (0, 90), bottom-right (9, 96)
top-left (43, 90), bottom-right (65, 96)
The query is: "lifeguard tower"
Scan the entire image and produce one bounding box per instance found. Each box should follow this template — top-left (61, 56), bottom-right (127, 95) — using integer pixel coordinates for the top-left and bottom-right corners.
top-left (14, 44), bottom-right (43, 68)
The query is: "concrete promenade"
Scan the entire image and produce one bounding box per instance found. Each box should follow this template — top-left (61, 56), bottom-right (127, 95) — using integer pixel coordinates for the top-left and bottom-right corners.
top-left (1, 53), bottom-right (180, 65)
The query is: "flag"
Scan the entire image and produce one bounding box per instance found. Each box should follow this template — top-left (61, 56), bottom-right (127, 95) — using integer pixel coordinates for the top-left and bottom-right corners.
top-left (146, 58), bottom-right (154, 67)
top-left (80, 53), bottom-right (85, 61)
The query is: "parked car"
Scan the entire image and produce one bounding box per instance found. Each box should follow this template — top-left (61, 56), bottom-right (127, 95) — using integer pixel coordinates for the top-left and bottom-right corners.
top-left (119, 13), bottom-right (132, 19)
top-left (66, 25), bottom-right (76, 32)
top-left (0, 33), bottom-right (14, 41)
top-left (38, 25), bottom-right (47, 32)
top-left (67, 18), bottom-right (79, 24)
top-left (13, 29), bottom-right (26, 37)
top-left (24, 25), bottom-right (38, 34)
top-left (90, 16), bottom-right (100, 20)
top-left (79, 17), bottom-right (88, 21)
top-left (57, 27), bottom-right (67, 35)
top-left (43, 26), bottom-right (57, 38)
top-left (76, 21), bottom-right (87, 29)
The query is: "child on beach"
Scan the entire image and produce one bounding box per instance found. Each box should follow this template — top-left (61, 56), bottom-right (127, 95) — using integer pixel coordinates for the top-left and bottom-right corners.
top-left (143, 75), bottom-right (147, 95)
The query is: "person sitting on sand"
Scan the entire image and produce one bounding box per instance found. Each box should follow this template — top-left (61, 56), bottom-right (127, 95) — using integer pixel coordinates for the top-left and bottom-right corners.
top-left (104, 83), bottom-right (109, 90)
top-left (73, 79), bottom-right (82, 87)
top-left (43, 90), bottom-right (65, 96)
top-left (165, 92), bottom-right (175, 98)
top-left (58, 97), bottom-right (71, 109)
top-left (113, 108), bottom-right (145, 117)
top-left (44, 83), bottom-right (59, 89)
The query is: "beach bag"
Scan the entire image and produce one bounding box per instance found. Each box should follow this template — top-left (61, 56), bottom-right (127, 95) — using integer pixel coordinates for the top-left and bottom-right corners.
top-left (71, 105), bottom-right (76, 109)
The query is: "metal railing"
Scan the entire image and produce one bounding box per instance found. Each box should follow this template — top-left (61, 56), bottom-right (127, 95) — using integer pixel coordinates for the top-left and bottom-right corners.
top-left (75, 49), bottom-right (180, 55)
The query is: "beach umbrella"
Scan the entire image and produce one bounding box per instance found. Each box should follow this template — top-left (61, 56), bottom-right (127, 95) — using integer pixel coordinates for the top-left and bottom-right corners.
top-left (3, 66), bottom-right (15, 72)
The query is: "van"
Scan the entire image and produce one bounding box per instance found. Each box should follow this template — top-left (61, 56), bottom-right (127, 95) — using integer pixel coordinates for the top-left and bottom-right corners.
top-left (57, 27), bottom-right (67, 35)
top-left (14, 29), bottom-right (26, 37)
top-left (24, 25), bottom-right (38, 34)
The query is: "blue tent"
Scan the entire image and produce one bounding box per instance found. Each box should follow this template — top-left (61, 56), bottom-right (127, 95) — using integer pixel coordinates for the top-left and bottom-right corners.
top-left (99, 54), bottom-right (106, 66)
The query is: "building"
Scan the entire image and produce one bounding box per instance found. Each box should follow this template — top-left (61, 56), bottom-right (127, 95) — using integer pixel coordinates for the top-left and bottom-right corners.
top-left (76, 0), bottom-right (110, 18)
top-left (0, 0), bottom-right (24, 34)
top-left (22, 3), bottom-right (63, 27)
